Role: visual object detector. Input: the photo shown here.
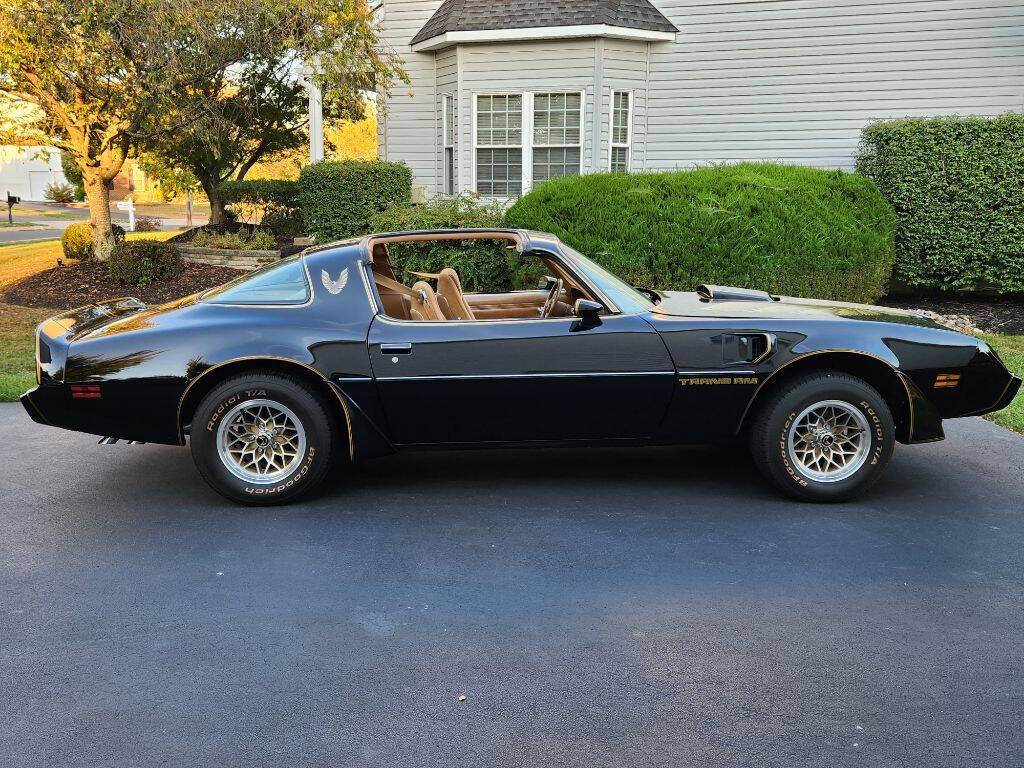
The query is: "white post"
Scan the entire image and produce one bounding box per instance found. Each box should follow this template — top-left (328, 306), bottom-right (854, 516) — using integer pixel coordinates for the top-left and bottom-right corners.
top-left (117, 198), bottom-right (136, 231)
top-left (303, 61), bottom-right (325, 164)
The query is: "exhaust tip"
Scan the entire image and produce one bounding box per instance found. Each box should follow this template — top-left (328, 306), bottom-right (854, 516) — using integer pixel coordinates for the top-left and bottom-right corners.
top-left (98, 437), bottom-right (118, 445)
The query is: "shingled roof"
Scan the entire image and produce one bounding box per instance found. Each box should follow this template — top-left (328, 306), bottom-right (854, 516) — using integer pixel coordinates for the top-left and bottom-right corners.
top-left (410, 0), bottom-right (678, 47)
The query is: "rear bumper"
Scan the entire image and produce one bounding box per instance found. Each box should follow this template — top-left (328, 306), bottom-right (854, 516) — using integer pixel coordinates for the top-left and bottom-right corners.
top-left (20, 388), bottom-right (49, 425)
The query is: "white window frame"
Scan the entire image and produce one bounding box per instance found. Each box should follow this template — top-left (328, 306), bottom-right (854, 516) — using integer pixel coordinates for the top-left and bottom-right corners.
top-left (442, 93), bottom-right (456, 195)
top-left (608, 89), bottom-right (633, 172)
top-left (472, 90), bottom-right (586, 198)
top-left (472, 92), bottom-right (526, 198)
top-left (530, 90), bottom-right (585, 186)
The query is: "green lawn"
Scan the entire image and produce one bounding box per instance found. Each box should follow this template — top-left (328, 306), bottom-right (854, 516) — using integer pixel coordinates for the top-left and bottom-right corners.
top-left (981, 334), bottom-right (1024, 434)
top-left (13, 210), bottom-right (83, 220)
top-left (0, 303), bottom-right (53, 401)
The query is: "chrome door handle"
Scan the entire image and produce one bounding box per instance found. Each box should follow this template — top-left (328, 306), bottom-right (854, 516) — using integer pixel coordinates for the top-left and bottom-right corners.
top-left (380, 343), bottom-right (412, 355)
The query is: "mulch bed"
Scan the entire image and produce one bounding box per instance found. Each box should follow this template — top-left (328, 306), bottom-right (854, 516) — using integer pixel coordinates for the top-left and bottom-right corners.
top-left (3, 261), bottom-right (245, 310)
top-left (878, 295), bottom-right (1024, 335)
top-left (169, 223), bottom-right (304, 257)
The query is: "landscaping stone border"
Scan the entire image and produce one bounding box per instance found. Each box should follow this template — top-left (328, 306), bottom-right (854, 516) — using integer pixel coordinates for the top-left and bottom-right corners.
top-left (174, 245), bottom-right (279, 271)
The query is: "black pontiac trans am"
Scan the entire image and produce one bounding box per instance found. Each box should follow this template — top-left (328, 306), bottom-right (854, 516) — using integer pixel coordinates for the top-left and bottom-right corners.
top-left (21, 229), bottom-right (1021, 505)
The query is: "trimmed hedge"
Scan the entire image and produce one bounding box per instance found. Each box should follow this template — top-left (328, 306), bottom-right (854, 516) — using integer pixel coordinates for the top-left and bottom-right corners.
top-left (108, 241), bottom-right (182, 287)
top-left (856, 113), bottom-right (1024, 293)
top-left (220, 179), bottom-right (300, 211)
top-left (299, 160), bottom-right (411, 242)
top-left (505, 163), bottom-right (896, 304)
top-left (368, 196), bottom-right (520, 291)
top-left (61, 222), bottom-right (126, 261)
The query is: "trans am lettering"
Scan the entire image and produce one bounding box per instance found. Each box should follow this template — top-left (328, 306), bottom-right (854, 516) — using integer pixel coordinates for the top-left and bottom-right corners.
top-left (679, 376), bottom-right (759, 386)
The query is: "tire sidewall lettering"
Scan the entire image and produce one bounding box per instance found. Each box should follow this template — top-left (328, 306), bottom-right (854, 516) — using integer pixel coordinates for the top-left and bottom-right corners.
top-left (860, 399), bottom-right (885, 465)
top-left (779, 410), bottom-right (809, 487)
top-left (205, 389), bottom-right (268, 433)
top-left (243, 446), bottom-right (317, 496)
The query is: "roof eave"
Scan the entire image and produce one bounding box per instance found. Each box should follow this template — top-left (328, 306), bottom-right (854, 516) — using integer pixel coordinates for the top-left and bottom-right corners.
top-left (410, 24), bottom-right (676, 52)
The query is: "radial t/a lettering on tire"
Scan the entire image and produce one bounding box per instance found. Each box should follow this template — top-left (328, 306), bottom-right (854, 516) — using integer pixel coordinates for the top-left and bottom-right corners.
top-left (189, 372), bottom-right (336, 505)
top-left (749, 371), bottom-right (894, 502)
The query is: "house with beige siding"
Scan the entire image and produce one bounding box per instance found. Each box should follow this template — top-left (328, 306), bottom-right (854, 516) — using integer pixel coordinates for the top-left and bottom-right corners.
top-left (374, 0), bottom-right (1024, 199)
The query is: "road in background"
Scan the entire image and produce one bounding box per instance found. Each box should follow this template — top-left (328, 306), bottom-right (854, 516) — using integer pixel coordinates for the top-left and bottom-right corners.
top-left (1, 201), bottom-right (209, 244)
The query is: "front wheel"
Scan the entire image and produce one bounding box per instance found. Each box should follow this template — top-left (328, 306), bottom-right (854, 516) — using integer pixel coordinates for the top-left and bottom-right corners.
top-left (749, 371), bottom-right (894, 502)
top-left (190, 372), bottom-right (337, 505)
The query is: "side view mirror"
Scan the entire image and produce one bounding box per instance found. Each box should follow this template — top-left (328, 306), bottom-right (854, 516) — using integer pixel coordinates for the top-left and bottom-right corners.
top-left (572, 298), bottom-right (604, 331)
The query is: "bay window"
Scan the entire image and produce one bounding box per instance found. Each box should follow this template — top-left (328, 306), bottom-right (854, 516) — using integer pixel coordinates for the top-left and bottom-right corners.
top-left (610, 90), bottom-right (631, 173)
top-left (443, 94), bottom-right (455, 195)
top-left (532, 92), bottom-right (582, 183)
top-left (473, 91), bottom-right (584, 196)
top-left (474, 94), bottom-right (523, 197)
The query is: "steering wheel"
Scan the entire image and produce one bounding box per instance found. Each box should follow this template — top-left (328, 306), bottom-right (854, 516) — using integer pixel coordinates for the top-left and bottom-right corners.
top-left (541, 278), bottom-right (563, 318)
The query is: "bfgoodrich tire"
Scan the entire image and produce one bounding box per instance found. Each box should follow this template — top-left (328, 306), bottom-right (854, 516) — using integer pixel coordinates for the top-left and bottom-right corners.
top-left (749, 371), bottom-right (894, 502)
top-left (190, 372), bottom-right (336, 505)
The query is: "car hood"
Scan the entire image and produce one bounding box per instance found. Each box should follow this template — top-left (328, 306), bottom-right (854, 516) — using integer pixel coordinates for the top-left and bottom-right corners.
top-left (650, 290), bottom-right (947, 329)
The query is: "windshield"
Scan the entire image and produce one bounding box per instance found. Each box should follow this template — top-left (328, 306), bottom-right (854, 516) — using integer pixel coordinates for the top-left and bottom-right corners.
top-left (202, 255), bottom-right (310, 305)
top-left (559, 245), bottom-right (654, 312)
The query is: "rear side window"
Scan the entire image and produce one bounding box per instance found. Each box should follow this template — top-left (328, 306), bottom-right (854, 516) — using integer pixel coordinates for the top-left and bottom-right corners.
top-left (203, 257), bottom-right (310, 305)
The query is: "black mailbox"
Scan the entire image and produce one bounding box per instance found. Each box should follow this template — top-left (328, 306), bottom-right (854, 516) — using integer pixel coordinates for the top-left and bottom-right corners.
top-left (6, 192), bottom-right (20, 224)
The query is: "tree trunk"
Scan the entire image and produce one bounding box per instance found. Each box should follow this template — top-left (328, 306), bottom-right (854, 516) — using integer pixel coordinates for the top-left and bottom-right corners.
top-left (84, 174), bottom-right (114, 260)
top-left (202, 178), bottom-right (225, 228)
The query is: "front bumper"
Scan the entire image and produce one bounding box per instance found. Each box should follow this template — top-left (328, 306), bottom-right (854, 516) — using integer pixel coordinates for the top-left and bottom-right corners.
top-left (988, 374), bottom-right (1023, 414)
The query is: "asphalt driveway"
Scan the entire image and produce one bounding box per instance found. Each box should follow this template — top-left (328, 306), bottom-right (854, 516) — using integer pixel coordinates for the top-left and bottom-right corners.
top-left (2, 403), bottom-right (1023, 768)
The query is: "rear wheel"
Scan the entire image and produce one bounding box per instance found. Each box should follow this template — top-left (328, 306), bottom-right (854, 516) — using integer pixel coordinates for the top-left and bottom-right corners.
top-left (190, 372), bottom-right (336, 505)
top-left (749, 371), bottom-right (894, 502)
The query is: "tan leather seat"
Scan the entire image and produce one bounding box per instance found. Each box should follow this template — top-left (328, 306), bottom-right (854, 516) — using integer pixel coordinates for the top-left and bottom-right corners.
top-left (371, 242), bottom-right (397, 282)
top-left (435, 267), bottom-right (475, 321)
top-left (408, 280), bottom-right (445, 321)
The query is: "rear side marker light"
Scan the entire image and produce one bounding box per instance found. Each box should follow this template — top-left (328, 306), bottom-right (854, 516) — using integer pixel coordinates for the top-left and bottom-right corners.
top-left (934, 373), bottom-right (961, 389)
top-left (70, 384), bottom-right (102, 399)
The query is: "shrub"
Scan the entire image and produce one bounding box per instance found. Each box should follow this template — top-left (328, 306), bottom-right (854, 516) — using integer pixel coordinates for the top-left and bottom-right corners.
top-left (368, 195), bottom-right (520, 291)
top-left (61, 222), bottom-right (126, 261)
top-left (190, 229), bottom-right (276, 250)
top-left (856, 113), bottom-right (1024, 293)
top-left (505, 163), bottom-right (896, 304)
top-left (220, 179), bottom-right (300, 211)
top-left (260, 210), bottom-right (304, 239)
top-left (133, 216), bottom-right (161, 232)
top-left (299, 160), bottom-right (411, 241)
top-left (44, 182), bottom-right (76, 203)
top-left (108, 241), bottom-right (182, 287)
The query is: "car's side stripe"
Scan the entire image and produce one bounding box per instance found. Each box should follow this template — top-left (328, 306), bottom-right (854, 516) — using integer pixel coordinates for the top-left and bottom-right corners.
top-left (373, 371), bottom-right (677, 382)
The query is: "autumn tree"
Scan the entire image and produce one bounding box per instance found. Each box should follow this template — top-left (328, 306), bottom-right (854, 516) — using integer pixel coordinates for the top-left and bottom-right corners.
top-left (140, 3), bottom-right (403, 226)
top-left (0, 1), bottom-right (233, 256)
top-left (0, 0), bottom-right (403, 254)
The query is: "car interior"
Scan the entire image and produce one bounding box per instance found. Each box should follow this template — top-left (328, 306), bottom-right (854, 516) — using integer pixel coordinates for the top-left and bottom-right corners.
top-left (367, 233), bottom-right (595, 322)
